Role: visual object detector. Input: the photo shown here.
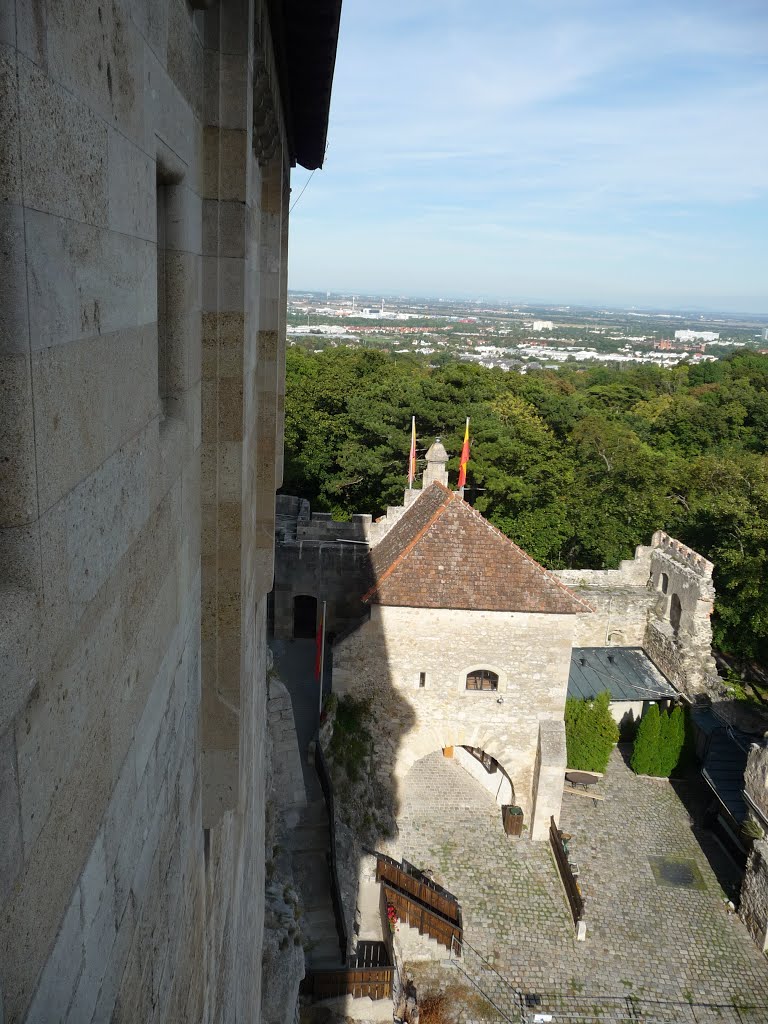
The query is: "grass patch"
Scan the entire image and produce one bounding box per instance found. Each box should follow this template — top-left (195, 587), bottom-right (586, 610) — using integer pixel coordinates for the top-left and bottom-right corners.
top-left (329, 695), bottom-right (372, 783)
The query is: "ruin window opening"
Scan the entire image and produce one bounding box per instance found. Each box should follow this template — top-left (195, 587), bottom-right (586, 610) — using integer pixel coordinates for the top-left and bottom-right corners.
top-left (419, 672), bottom-right (426, 688)
top-left (660, 572), bottom-right (669, 594)
top-left (670, 593), bottom-right (682, 634)
top-left (156, 172), bottom-right (170, 419)
top-left (155, 159), bottom-right (184, 424)
top-left (203, 827), bottom-right (211, 875)
top-left (466, 669), bottom-right (499, 691)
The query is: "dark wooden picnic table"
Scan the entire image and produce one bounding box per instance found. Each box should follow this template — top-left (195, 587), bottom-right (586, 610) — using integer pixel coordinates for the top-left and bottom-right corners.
top-left (565, 771), bottom-right (599, 791)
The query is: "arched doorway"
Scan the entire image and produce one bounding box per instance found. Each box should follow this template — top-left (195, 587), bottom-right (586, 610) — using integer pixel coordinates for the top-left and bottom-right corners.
top-left (293, 594), bottom-right (317, 639)
top-left (670, 593), bottom-right (682, 634)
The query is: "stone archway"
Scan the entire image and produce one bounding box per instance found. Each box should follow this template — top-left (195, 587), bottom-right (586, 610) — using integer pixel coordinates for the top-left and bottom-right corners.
top-left (394, 726), bottom-right (523, 816)
top-left (292, 594), bottom-right (317, 639)
top-left (391, 717), bottom-right (565, 842)
top-left (453, 745), bottom-right (515, 807)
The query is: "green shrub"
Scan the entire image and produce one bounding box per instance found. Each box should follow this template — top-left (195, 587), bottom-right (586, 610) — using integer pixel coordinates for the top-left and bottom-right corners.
top-left (631, 703), bottom-right (689, 778)
top-left (666, 705), bottom-right (686, 776)
top-left (329, 695), bottom-right (372, 783)
top-left (631, 702), bottom-right (660, 775)
top-left (564, 691), bottom-right (619, 772)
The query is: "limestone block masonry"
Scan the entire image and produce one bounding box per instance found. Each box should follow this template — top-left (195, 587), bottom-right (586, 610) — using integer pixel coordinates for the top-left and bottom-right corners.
top-left (0, 1), bottom-right (339, 1021)
top-left (741, 839), bottom-right (768, 952)
top-left (333, 604), bottom-right (574, 837)
top-left (740, 744), bottom-right (768, 949)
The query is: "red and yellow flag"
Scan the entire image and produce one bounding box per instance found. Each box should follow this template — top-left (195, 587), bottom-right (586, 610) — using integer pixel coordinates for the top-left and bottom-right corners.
top-left (457, 417), bottom-right (470, 489)
top-left (408, 416), bottom-right (417, 488)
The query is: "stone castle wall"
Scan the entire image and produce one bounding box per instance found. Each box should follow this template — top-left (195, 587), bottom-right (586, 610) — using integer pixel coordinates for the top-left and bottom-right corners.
top-left (273, 496), bottom-right (374, 638)
top-left (740, 745), bottom-right (768, 950)
top-left (643, 532), bottom-right (718, 697)
top-left (554, 545), bottom-right (653, 647)
top-left (740, 840), bottom-right (768, 953)
top-left (332, 604), bottom-right (574, 839)
top-left (0, 2), bottom-right (291, 1020)
top-left (555, 533), bottom-right (718, 697)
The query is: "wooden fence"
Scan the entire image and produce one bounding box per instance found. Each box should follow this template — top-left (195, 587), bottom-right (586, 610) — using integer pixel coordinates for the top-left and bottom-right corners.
top-left (549, 816), bottom-right (585, 927)
top-left (301, 966), bottom-right (394, 1001)
top-left (301, 941), bottom-right (393, 1001)
top-left (376, 854), bottom-right (463, 951)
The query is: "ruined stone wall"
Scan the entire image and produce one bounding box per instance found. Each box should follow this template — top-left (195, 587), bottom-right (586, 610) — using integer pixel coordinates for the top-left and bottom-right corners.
top-left (553, 545), bottom-right (653, 647)
top-left (744, 742), bottom-right (768, 825)
top-left (555, 533), bottom-right (719, 698)
top-left (740, 745), bottom-right (768, 950)
top-left (741, 840), bottom-right (768, 952)
top-left (0, 1), bottom-right (289, 1020)
top-left (643, 532), bottom-right (719, 697)
top-left (332, 605), bottom-right (574, 836)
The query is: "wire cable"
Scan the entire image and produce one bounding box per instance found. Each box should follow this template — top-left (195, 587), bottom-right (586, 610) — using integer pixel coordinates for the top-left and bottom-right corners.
top-left (289, 169), bottom-right (316, 213)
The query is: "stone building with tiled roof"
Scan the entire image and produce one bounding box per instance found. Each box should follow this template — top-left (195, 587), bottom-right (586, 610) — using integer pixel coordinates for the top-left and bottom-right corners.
top-left (363, 481), bottom-right (592, 616)
top-left (332, 445), bottom-right (591, 841)
top-left (274, 438), bottom-right (722, 847)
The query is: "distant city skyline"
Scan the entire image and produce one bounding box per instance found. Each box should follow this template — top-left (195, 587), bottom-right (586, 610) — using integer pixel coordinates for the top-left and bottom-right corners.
top-left (287, 0), bottom-right (768, 316)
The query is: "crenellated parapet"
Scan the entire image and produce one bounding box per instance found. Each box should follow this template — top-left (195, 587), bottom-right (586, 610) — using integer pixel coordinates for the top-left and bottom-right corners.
top-left (650, 530), bottom-right (714, 580)
top-left (644, 531), bottom-right (718, 698)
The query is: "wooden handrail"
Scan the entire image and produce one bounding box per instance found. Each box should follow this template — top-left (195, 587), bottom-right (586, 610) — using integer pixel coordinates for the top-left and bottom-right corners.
top-left (549, 816), bottom-right (584, 926)
top-left (314, 742), bottom-right (348, 962)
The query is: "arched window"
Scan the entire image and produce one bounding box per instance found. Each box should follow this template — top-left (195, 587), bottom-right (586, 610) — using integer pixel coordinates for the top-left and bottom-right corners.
top-left (466, 669), bottom-right (499, 691)
top-left (660, 572), bottom-right (669, 594)
top-left (670, 593), bottom-right (682, 633)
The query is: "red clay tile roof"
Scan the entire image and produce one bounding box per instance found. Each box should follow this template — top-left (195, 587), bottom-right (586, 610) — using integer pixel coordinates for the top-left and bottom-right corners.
top-left (363, 483), bottom-right (592, 615)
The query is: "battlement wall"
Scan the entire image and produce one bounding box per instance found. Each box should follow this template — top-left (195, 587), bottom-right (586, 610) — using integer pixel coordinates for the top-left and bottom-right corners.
top-left (651, 530), bottom-right (714, 579)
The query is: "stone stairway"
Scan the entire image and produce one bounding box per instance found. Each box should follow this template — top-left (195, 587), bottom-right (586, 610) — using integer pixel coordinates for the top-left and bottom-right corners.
top-left (394, 918), bottom-right (445, 962)
top-left (287, 794), bottom-right (344, 969)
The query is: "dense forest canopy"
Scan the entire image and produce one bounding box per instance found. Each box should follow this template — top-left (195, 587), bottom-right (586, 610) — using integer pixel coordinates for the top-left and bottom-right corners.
top-left (282, 348), bottom-right (768, 663)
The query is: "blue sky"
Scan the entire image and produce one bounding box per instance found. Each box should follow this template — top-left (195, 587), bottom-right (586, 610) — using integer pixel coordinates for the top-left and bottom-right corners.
top-left (287, 1), bottom-right (768, 313)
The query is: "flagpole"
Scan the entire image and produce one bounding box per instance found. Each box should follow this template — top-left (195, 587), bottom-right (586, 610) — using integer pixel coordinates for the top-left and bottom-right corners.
top-left (318, 600), bottom-right (327, 722)
top-left (458, 416), bottom-right (470, 498)
top-left (408, 415), bottom-right (416, 490)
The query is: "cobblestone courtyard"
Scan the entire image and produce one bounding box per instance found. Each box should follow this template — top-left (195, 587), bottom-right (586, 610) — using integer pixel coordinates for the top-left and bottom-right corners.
top-left (392, 749), bottom-right (768, 1019)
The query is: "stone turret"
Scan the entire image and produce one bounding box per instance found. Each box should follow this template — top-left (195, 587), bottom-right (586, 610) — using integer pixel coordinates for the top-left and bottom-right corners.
top-left (423, 438), bottom-right (449, 488)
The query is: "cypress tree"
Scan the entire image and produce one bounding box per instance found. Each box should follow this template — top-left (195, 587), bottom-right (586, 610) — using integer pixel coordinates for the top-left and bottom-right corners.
top-left (656, 708), bottom-right (673, 777)
top-left (565, 691), bottom-right (618, 773)
top-left (667, 705), bottom-right (686, 777)
top-left (631, 703), bottom-right (660, 776)
top-left (653, 704), bottom-right (687, 778)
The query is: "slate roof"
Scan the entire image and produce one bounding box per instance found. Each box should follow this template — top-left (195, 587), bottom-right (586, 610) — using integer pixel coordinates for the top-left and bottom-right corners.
top-left (363, 483), bottom-right (592, 614)
top-left (568, 648), bottom-right (678, 703)
top-left (691, 706), bottom-right (749, 825)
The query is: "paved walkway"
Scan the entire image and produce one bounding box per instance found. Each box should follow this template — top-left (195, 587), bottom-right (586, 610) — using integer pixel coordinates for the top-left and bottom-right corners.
top-left (271, 639), bottom-right (341, 969)
top-left (395, 749), bottom-right (768, 1021)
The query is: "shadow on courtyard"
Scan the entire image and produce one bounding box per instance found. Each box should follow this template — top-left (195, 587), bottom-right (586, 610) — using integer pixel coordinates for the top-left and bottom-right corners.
top-left (616, 735), bottom-right (747, 901)
top-left (268, 491), bottom-right (524, 987)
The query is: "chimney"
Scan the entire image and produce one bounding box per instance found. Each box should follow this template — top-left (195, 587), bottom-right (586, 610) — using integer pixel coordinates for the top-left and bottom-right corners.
top-left (423, 438), bottom-right (449, 488)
